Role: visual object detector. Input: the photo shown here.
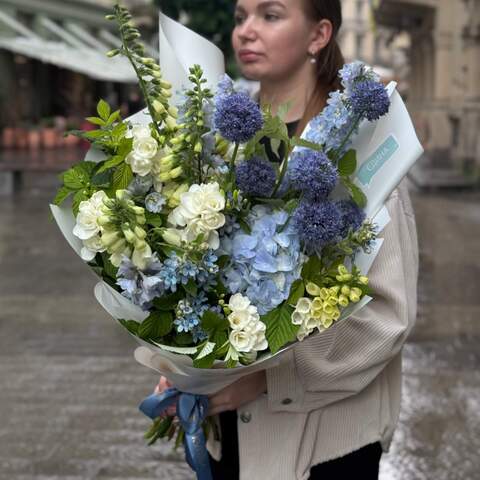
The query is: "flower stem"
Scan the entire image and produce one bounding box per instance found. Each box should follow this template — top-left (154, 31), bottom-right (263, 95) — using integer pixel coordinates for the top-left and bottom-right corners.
top-left (229, 142), bottom-right (239, 185)
top-left (271, 141), bottom-right (292, 197)
top-left (331, 114), bottom-right (362, 164)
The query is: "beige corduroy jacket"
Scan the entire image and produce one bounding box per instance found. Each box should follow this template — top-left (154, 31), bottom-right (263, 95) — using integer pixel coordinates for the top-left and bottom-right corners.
top-left (208, 180), bottom-right (419, 480)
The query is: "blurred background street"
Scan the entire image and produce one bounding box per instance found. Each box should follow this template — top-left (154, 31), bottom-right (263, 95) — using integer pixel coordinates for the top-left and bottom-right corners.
top-left (1, 0), bottom-right (480, 479)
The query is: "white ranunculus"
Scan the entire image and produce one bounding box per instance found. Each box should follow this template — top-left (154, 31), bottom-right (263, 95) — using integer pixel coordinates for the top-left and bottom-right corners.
top-left (198, 182), bottom-right (225, 212)
top-left (73, 190), bottom-right (108, 240)
top-left (125, 152), bottom-right (153, 177)
top-left (80, 234), bottom-right (106, 261)
top-left (199, 212), bottom-right (225, 231)
top-left (133, 136), bottom-right (158, 159)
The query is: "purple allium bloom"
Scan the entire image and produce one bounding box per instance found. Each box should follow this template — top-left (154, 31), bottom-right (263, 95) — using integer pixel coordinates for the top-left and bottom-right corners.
top-left (289, 149), bottom-right (338, 201)
top-left (235, 156), bottom-right (276, 197)
top-left (350, 80), bottom-right (390, 121)
top-left (336, 199), bottom-right (366, 238)
top-left (214, 92), bottom-right (263, 143)
top-left (292, 199), bottom-right (343, 250)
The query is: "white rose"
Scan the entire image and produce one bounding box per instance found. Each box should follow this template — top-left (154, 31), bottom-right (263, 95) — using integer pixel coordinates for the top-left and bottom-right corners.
top-left (199, 212), bottom-right (225, 231)
top-left (125, 152), bottom-right (153, 176)
top-left (131, 124), bottom-right (152, 139)
top-left (73, 191), bottom-right (108, 240)
top-left (132, 136), bottom-right (158, 159)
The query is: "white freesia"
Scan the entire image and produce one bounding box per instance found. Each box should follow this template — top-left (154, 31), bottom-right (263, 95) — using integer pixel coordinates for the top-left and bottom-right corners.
top-left (227, 293), bottom-right (267, 353)
top-left (73, 190), bottom-right (108, 240)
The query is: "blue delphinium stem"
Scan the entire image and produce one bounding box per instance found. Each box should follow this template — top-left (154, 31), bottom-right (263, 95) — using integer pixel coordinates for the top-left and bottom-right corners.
top-left (331, 114), bottom-right (361, 163)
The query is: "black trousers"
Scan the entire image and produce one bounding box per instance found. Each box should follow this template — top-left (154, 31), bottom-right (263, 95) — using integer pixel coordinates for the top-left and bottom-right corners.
top-left (209, 410), bottom-right (383, 479)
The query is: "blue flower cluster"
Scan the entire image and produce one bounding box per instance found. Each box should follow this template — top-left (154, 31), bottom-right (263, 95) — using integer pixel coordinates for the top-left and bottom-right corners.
top-left (214, 92), bottom-right (263, 144)
top-left (174, 293), bottom-right (210, 342)
top-left (304, 61), bottom-right (389, 156)
top-left (288, 149), bottom-right (338, 201)
top-left (336, 199), bottom-right (366, 237)
top-left (292, 200), bottom-right (343, 252)
top-left (116, 251), bottom-right (219, 311)
top-left (235, 156), bottom-right (276, 197)
top-left (145, 192), bottom-right (166, 213)
top-left (222, 205), bottom-right (304, 315)
top-left (350, 79), bottom-right (390, 121)
top-left (127, 174), bottom-right (153, 196)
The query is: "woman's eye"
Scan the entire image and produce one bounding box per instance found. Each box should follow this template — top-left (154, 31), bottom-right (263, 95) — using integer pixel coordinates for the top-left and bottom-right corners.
top-left (265, 13), bottom-right (280, 21)
top-left (234, 14), bottom-right (245, 25)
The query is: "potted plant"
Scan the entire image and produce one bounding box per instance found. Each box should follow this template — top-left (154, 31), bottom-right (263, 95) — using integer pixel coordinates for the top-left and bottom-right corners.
top-left (1, 125), bottom-right (16, 149)
top-left (27, 124), bottom-right (42, 151)
top-left (40, 117), bottom-right (58, 149)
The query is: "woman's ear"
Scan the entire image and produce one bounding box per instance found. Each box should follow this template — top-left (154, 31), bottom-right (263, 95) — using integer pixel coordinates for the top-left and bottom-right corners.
top-left (308, 19), bottom-right (333, 54)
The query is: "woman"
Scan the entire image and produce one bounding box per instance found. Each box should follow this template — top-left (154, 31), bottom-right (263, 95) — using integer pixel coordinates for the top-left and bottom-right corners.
top-left (155, 1), bottom-right (419, 478)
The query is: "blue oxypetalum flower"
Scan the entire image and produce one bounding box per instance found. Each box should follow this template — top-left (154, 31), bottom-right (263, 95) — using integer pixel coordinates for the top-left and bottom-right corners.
top-left (350, 80), bottom-right (390, 121)
top-left (214, 92), bottom-right (263, 143)
top-left (235, 156), bottom-right (276, 197)
top-left (288, 149), bottom-right (338, 201)
top-left (145, 192), bottom-right (166, 213)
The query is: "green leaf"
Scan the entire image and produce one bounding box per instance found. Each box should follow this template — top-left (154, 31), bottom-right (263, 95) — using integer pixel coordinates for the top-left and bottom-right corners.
top-left (53, 185), bottom-right (73, 206)
top-left (262, 304), bottom-right (298, 354)
top-left (91, 169), bottom-right (113, 187)
top-left (106, 110), bottom-right (121, 125)
top-left (270, 138), bottom-right (282, 156)
top-left (112, 162), bottom-right (133, 190)
top-left (343, 179), bottom-right (367, 208)
top-left (97, 99), bottom-right (111, 121)
top-left (238, 218), bottom-right (251, 234)
top-left (338, 149), bottom-right (357, 176)
top-left (287, 279), bottom-right (305, 305)
top-left (184, 279), bottom-right (198, 297)
top-left (100, 252), bottom-right (118, 279)
top-left (118, 318), bottom-right (140, 335)
top-left (145, 212), bottom-right (162, 227)
top-left (201, 310), bottom-right (228, 334)
top-left (96, 155), bottom-right (124, 174)
top-left (85, 129), bottom-right (107, 140)
top-left (277, 101), bottom-right (292, 121)
top-left (175, 332), bottom-right (194, 345)
top-left (193, 352), bottom-right (216, 369)
top-left (301, 255), bottom-right (323, 281)
top-left (86, 116), bottom-right (106, 127)
top-left (138, 310), bottom-right (173, 340)
top-left (153, 291), bottom-right (183, 311)
top-left (284, 198), bottom-right (299, 214)
top-left (117, 136), bottom-right (133, 157)
top-left (72, 189), bottom-right (88, 216)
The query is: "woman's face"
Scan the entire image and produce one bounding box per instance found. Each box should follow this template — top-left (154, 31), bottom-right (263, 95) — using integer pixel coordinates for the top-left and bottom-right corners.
top-left (232, 0), bottom-right (316, 82)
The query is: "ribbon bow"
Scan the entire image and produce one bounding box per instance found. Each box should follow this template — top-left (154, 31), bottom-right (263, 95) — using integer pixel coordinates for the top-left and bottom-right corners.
top-left (139, 388), bottom-right (212, 480)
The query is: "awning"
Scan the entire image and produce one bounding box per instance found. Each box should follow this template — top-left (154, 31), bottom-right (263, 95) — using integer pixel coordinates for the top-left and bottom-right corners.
top-left (0, 9), bottom-right (141, 83)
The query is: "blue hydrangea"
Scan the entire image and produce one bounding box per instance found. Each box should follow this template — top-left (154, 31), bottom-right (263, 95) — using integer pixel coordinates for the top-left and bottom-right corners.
top-left (288, 149), bottom-right (338, 201)
top-left (127, 175), bottom-right (153, 196)
top-left (214, 92), bottom-right (263, 143)
top-left (336, 199), bottom-right (366, 238)
top-left (215, 74), bottom-right (235, 101)
top-left (292, 199), bottom-right (343, 251)
top-left (221, 205), bottom-right (304, 315)
top-left (350, 80), bottom-right (390, 121)
top-left (235, 156), bottom-right (276, 197)
top-left (145, 192), bottom-right (166, 213)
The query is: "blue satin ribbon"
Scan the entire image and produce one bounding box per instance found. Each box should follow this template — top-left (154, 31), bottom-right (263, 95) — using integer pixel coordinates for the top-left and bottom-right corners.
top-left (139, 388), bottom-right (212, 480)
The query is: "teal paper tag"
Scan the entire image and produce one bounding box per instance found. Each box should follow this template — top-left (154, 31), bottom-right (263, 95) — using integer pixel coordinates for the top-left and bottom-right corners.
top-left (357, 135), bottom-right (399, 186)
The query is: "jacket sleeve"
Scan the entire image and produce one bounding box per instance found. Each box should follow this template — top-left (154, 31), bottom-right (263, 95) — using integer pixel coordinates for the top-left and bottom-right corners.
top-left (265, 186), bottom-right (419, 413)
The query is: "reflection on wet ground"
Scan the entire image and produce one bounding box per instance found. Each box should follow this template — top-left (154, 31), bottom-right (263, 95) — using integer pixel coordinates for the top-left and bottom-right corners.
top-left (0, 178), bottom-right (479, 479)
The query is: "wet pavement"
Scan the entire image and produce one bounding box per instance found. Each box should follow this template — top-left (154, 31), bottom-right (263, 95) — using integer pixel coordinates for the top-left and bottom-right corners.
top-left (0, 175), bottom-right (479, 480)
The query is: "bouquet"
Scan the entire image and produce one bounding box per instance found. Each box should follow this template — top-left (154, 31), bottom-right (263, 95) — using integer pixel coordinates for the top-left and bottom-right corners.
top-left (50, 5), bottom-right (423, 479)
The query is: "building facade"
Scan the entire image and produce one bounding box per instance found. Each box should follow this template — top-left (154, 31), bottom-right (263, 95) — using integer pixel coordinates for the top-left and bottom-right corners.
top-left (374, 0), bottom-right (480, 176)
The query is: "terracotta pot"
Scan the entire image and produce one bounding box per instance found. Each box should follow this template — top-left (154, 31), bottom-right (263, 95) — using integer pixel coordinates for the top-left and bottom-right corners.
top-left (1, 127), bottom-right (16, 148)
top-left (28, 130), bottom-right (42, 150)
top-left (41, 127), bottom-right (58, 149)
top-left (15, 128), bottom-right (28, 149)
top-left (63, 133), bottom-right (80, 148)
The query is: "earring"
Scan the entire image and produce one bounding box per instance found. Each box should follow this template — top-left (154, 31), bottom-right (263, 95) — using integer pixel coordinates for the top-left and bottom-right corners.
top-left (308, 51), bottom-right (317, 64)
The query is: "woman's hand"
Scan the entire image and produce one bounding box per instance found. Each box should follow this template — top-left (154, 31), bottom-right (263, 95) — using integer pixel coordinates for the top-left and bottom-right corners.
top-left (153, 376), bottom-right (177, 416)
top-left (207, 370), bottom-right (267, 416)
